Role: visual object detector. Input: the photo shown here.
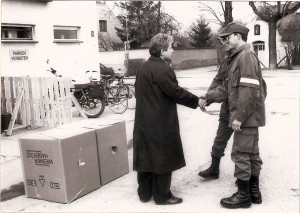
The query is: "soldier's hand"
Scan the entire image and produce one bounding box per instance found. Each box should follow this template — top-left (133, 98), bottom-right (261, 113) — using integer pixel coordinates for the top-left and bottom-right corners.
top-left (232, 119), bottom-right (242, 131)
top-left (198, 98), bottom-right (207, 109)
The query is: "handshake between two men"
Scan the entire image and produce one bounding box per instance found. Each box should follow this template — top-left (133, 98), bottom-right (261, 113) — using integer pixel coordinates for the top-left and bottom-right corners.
top-left (197, 94), bottom-right (242, 132)
top-left (198, 95), bottom-right (207, 110)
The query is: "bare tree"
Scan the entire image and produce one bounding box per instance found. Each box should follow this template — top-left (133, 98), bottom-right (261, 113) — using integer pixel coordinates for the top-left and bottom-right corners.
top-left (199, 1), bottom-right (233, 28)
top-left (249, 1), bottom-right (300, 69)
top-left (198, 2), bottom-right (233, 66)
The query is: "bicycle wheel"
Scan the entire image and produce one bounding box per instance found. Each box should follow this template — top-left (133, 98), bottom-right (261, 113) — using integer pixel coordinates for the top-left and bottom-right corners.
top-left (81, 98), bottom-right (105, 118)
top-left (108, 86), bottom-right (128, 114)
top-left (127, 85), bottom-right (136, 109)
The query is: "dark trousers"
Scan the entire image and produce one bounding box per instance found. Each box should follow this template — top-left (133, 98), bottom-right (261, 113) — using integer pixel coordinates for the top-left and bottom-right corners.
top-left (137, 172), bottom-right (172, 203)
top-left (211, 118), bottom-right (234, 157)
top-left (231, 128), bottom-right (263, 180)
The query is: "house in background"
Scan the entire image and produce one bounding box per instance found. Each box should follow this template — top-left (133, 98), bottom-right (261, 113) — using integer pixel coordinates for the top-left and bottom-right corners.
top-left (247, 18), bottom-right (287, 69)
top-left (96, 1), bottom-right (123, 52)
top-left (247, 8), bottom-right (300, 69)
top-left (1, 0), bottom-right (99, 80)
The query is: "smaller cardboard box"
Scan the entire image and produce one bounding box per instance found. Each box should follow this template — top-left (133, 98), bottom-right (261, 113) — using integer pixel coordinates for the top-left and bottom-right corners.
top-left (94, 121), bottom-right (129, 185)
top-left (19, 128), bottom-right (101, 203)
top-left (58, 119), bottom-right (129, 185)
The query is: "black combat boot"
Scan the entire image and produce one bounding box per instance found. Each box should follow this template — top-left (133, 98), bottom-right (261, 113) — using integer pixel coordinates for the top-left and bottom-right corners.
top-left (249, 175), bottom-right (262, 204)
top-left (220, 179), bottom-right (252, 209)
top-left (198, 156), bottom-right (220, 179)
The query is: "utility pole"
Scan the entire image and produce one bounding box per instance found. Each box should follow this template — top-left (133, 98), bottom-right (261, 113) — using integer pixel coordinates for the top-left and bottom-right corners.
top-left (157, 1), bottom-right (161, 33)
top-left (124, 1), bottom-right (129, 72)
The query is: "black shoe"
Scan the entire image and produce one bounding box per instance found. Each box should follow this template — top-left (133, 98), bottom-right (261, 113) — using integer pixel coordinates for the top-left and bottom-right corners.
top-left (249, 175), bottom-right (262, 204)
top-left (139, 197), bottom-right (152, 203)
top-left (198, 156), bottom-right (220, 179)
top-left (220, 179), bottom-right (252, 209)
top-left (156, 196), bottom-right (183, 205)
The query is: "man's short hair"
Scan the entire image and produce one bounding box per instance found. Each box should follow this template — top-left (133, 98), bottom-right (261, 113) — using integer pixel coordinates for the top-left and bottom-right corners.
top-left (149, 33), bottom-right (173, 57)
top-left (233, 33), bottom-right (248, 42)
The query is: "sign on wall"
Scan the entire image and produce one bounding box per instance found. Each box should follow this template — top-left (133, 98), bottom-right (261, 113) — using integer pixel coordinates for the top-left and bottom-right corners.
top-left (10, 49), bottom-right (29, 62)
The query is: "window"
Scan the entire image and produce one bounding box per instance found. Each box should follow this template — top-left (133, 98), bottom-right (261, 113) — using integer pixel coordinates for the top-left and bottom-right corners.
top-left (1, 24), bottom-right (33, 40)
top-left (254, 24), bottom-right (260, 35)
top-left (53, 26), bottom-right (80, 40)
top-left (99, 20), bottom-right (107, 32)
top-left (253, 41), bottom-right (265, 54)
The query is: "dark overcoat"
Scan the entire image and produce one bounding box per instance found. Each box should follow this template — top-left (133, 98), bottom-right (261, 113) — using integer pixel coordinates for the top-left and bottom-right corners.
top-left (133, 56), bottom-right (199, 174)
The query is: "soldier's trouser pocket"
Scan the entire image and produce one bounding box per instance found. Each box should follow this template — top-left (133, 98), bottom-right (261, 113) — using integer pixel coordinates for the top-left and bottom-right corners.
top-left (232, 128), bottom-right (259, 153)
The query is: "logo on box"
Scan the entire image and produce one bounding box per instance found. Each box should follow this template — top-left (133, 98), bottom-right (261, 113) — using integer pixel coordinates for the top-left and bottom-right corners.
top-left (50, 182), bottom-right (60, 189)
top-left (27, 179), bottom-right (37, 186)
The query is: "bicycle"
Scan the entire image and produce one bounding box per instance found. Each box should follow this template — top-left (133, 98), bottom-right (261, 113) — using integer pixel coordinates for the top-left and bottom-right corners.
top-left (114, 73), bottom-right (136, 109)
top-left (100, 74), bottom-right (129, 114)
top-left (100, 63), bottom-right (135, 109)
top-left (71, 74), bottom-right (129, 118)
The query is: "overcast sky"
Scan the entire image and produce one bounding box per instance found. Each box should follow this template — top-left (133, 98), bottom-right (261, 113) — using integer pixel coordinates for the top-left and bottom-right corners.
top-left (106, 1), bottom-right (256, 33)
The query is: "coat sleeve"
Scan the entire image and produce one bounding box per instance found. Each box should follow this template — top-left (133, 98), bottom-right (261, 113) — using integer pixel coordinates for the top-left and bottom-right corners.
top-left (154, 66), bottom-right (199, 109)
top-left (208, 59), bottom-right (227, 91)
top-left (205, 77), bottom-right (228, 104)
top-left (205, 60), bottom-right (227, 105)
top-left (235, 52), bottom-right (260, 123)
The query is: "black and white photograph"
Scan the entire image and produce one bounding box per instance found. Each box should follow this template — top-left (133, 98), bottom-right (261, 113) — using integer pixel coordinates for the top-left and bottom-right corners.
top-left (1, 0), bottom-right (299, 212)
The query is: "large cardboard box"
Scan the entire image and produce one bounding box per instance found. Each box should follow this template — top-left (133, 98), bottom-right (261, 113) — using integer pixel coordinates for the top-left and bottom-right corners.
top-left (58, 119), bottom-right (129, 185)
top-left (19, 128), bottom-right (101, 203)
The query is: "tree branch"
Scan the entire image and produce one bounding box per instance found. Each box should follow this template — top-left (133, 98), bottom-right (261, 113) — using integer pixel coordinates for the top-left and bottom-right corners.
top-left (286, 1), bottom-right (300, 15)
top-left (220, 1), bottom-right (225, 14)
top-left (249, 2), bottom-right (271, 22)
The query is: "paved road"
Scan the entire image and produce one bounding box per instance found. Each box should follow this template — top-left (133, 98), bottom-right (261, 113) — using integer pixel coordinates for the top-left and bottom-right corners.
top-left (1, 67), bottom-right (299, 212)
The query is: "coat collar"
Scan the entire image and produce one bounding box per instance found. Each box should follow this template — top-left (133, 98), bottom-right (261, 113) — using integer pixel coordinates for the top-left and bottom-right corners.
top-left (228, 43), bottom-right (251, 59)
top-left (148, 56), bottom-right (165, 63)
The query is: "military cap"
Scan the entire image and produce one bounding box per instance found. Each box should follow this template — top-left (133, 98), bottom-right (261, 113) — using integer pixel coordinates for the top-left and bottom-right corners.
top-left (218, 22), bottom-right (249, 37)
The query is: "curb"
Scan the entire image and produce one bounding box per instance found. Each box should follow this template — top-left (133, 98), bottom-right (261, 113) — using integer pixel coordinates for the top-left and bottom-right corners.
top-left (0, 182), bottom-right (25, 202)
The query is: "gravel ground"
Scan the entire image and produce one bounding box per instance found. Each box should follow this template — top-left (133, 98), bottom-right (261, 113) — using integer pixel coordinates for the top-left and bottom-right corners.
top-left (1, 66), bottom-right (299, 212)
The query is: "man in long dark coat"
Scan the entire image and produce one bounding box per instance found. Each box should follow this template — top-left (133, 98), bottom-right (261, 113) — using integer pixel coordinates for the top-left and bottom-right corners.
top-left (133, 33), bottom-right (200, 205)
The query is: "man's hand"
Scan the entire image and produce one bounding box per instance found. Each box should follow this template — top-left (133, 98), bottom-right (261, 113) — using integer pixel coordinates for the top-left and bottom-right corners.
top-left (198, 98), bottom-right (207, 109)
top-left (232, 119), bottom-right (242, 131)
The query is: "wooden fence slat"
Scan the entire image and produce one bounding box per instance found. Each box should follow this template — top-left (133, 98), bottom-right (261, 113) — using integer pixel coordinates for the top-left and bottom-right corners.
top-left (33, 78), bottom-right (42, 126)
top-left (47, 78), bottom-right (56, 128)
top-left (53, 78), bottom-right (62, 126)
top-left (70, 93), bottom-right (88, 119)
top-left (15, 77), bottom-right (23, 124)
top-left (6, 88), bottom-right (24, 136)
top-left (28, 77), bottom-right (35, 126)
top-left (23, 77), bottom-right (31, 126)
top-left (1, 76), bottom-right (73, 134)
top-left (1, 77), bottom-right (7, 114)
top-left (59, 78), bottom-right (67, 124)
top-left (43, 78), bottom-right (51, 128)
top-left (20, 78), bottom-right (27, 126)
top-left (4, 77), bottom-right (12, 114)
top-left (63, 78), bottom-right (72, 123)
top-left (38, 77), bottom-right (46, 126)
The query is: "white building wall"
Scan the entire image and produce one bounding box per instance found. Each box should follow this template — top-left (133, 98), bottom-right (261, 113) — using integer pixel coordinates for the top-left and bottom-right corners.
top-left (248, 20), bottom-right (269, 68)
top-left (248, 19), bottom-right (287, 68)
top-left (1, 0), bottom-right (99, 80)
top-left (97, 3), bottom-right (122, 44)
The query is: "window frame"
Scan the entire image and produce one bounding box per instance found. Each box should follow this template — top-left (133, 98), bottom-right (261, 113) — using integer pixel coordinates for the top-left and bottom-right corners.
top-left (99, 20), bottom-right (107, 32)
top-left (253, 41), bottom-right (265, 52)
top-left (1, 23), bottom-right (38, 43)
top-left (53, 25), bottom-right (82, 43)
top-left (254, 24), bottom-right (260, 35)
